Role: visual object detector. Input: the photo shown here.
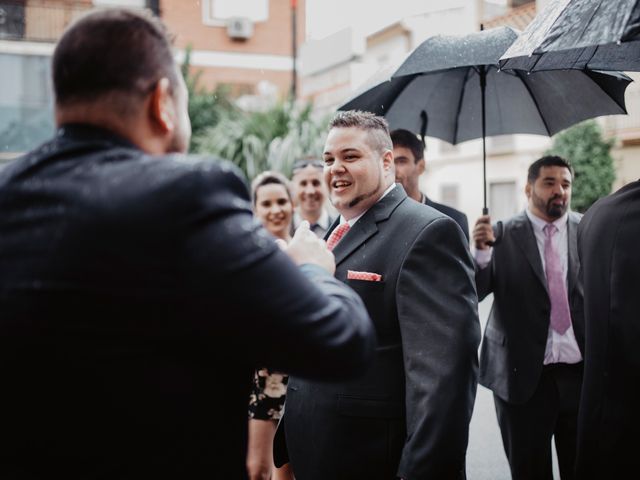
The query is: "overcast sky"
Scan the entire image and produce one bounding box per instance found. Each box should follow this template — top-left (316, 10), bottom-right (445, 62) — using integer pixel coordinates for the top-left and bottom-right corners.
top-left (305, 0), bottom-right (508, 39)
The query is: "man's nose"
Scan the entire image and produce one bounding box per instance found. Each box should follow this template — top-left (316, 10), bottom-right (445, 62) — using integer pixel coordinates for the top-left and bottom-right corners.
top-left (330, 158), bottom-right (346, 173)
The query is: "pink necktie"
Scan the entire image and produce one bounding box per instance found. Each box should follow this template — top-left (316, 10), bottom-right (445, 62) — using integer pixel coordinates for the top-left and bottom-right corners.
top-left (543, 223), bottom-right (572, 334)
top-left (326, 223), bottom-right (350, 251)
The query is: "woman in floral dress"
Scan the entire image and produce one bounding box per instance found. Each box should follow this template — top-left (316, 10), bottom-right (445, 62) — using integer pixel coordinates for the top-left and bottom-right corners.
top-left (247, 172), bottom-right (294, 480)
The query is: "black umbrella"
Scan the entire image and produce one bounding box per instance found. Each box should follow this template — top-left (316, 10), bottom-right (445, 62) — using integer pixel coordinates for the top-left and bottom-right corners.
top-left (339, 26), bottom-right (631, 214)
top-left (499, 0), bottom-right (640, 72)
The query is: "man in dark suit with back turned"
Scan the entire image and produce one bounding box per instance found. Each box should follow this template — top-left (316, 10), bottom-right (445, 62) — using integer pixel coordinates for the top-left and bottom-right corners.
top-left (280, 111), bottom-right (480, 480)
top-left (575, 179), bottom-right (640, 479)
top-left (390, 128), bottom-right (469, 241)
top-left (473, 155), bottom-right (584, 480)
top-left (0, 9), bottom-right (375, 479)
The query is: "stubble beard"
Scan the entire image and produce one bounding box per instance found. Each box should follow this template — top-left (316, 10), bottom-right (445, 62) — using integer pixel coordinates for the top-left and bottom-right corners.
top-left (533, 191), bottom-right (567, 220)
top-left (346, 169), bottom-right (384, 211)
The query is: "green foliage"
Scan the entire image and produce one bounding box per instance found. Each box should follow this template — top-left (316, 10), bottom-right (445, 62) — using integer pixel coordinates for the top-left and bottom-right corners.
top-left (546, 120), bottom-right (616, 213)
top-left (180, 46), bottom-right (328, 179)
top-left (181, 47), bottom-right (237, 152)
top-left (197, 101), bottom-right (330, 180)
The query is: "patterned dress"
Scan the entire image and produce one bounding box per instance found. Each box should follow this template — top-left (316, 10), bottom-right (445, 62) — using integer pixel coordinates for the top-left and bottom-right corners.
top-left (248, 368), bottom-right (288, 421)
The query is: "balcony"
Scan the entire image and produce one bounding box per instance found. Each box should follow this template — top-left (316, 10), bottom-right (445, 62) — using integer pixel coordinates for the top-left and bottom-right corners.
top-left (0, 1), bottom-right (96, 43)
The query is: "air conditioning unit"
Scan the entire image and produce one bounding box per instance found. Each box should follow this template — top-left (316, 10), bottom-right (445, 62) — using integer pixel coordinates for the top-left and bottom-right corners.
top-left (227, 17), bottom-right (253, 40)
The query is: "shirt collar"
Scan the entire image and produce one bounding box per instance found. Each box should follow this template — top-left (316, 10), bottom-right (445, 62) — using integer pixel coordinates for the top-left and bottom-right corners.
top-left (341, 183), bottom-right (397, 227)
top-left (316, 209), bottom-right (331, 229)
top-left (294, 208), bottom-right (331, 230)
top-left (526, 207), bottom-right (569, 233)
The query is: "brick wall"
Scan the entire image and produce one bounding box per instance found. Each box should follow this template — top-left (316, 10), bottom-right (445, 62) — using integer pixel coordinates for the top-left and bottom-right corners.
top-left (161, 0), bottom-right (304, 96)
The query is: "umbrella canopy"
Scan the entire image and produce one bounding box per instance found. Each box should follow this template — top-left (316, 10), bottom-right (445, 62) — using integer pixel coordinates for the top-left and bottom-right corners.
top-left (338, 26), bottom-right (631, 212)
top-left (341, 26), bottom-right (629, 144)
top-left (499, 0), bottom-right (640, 72)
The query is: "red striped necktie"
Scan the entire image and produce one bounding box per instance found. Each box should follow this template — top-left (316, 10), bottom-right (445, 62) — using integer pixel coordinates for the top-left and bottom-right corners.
top-left (326, 223), bottom-right (351, 251)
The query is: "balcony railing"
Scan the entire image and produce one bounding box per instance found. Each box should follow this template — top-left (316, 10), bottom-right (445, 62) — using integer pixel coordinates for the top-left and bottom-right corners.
top-left (0, 1), bottom-right (92, 42)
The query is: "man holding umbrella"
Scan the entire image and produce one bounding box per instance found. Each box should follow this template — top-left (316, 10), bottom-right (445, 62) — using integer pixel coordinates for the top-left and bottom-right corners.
top-left (473, 155), bottom-right (584, 480)
top-left (498, 1), bottom-right (640, 477)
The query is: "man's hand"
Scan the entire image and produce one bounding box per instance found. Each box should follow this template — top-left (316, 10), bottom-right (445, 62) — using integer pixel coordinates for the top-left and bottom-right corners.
top-left (473, 215), bottom-right (495, 250)
top-left (284, 221), bottom-right (336, 275)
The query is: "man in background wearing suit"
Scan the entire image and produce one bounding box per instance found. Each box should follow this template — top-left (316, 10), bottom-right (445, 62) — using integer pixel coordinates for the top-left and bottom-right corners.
top-left (290, 157), bottom-right (335, 238)
top-left (575, 179), bottom-right (640, 479)
top-left (281, 111), bottom-right (480, 479)
top-left (390, 128), bottom-right (469, 240)
top-left (473, 156), bottom-right (584, 480)
top-left (0, 9), bottom-right (375, 479)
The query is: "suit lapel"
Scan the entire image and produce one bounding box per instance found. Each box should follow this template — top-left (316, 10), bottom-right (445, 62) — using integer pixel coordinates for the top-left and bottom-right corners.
top-left (512, 212), bottom-right (548, 293)
top-left (567, 212), bottom-right (580, 295)
top-left (330, 185), bottom-right (407, 266)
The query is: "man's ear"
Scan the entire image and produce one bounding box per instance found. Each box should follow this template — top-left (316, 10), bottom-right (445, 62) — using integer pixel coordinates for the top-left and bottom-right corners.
top-left (525, 181), bottom-right (532, 199)
top-left (382, 149), bottom-right (394, 171)
top-left (149, 77), bottom-right (175, 134)
top-left (416, 158), bottom-right (426, 175)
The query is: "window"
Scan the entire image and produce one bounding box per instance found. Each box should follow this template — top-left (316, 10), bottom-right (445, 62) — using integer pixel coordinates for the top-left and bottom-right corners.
top-left (487, 135), bottom-right (515, 154)
top-left (489, 181), bottom-right (517, 222)
top-left (202, 0), bottom-right (269, 26)
top-left (0, 2), bottom-right (25, 40)
top-left (92, 1), bottom-right (146, 7)
top-left (0, 53), bottom-right (54, 155)
top-left (440, 184), bottom-right (460, 209)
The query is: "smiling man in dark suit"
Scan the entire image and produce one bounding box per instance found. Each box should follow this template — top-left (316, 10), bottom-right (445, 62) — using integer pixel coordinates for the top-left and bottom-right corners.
top-left (473, 155), bottom-right (584, 480)
top-left (280, 111), bottom-right (480, 480)
top-left (390, 128), bottom-right (469, 241)
top-left (0, 9), bottom-right (375, 479)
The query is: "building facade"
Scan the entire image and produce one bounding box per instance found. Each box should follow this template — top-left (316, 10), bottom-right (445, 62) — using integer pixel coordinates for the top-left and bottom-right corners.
top-left (0, 0), bottom-right (304, 159)
top-left (299, 0), bottom-right (640, 225)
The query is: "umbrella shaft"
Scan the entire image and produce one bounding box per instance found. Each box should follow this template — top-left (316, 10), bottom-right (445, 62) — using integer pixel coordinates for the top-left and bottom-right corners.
top-left (480, 65), bottom-right (488, 213)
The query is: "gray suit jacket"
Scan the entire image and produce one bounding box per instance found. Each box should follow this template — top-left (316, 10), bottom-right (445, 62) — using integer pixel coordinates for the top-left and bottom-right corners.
top-left (476, 211), bottom-right (584, 404)
top-left (282, 186), bottom-right (481, 480)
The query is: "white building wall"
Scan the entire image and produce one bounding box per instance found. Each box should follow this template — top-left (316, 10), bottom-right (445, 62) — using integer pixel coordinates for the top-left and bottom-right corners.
top-left (424, 134), bottom-right (551, 224)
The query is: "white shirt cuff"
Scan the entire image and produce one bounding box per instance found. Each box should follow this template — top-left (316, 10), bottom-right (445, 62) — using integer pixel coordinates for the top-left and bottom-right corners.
top-left (474, 247), bottom-right (493, 269)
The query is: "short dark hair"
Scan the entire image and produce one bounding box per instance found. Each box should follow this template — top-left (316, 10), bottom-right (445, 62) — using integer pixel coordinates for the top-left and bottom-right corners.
top-left (251, 171), bottom-right (292, 205)
top-left (52, 8), bottom-right (178, 108)
top-left (329, 111), bottom-right (393, 153)
top-left (390, 129), bottom-right (424, 163)
top-left (527, 155), bottom-right (573, 183)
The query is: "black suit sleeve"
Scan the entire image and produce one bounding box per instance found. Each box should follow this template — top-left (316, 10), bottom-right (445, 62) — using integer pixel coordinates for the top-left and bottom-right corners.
top-left (179, 161), bottom-right (375, 380)
top-left (396, 217), bottom-right (480, 479)
top-left (474, 253), bottom-right (494, 301)
top-left (458, 213), bottom-right (470, 242)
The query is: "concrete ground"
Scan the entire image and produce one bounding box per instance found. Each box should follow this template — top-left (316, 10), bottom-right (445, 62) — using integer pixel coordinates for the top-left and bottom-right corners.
top-left (466, 294), bottom-right (560, 480)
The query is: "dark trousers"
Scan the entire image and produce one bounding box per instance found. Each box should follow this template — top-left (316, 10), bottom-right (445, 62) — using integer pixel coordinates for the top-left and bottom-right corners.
top-left (494, 363), bottom-right (583, 480)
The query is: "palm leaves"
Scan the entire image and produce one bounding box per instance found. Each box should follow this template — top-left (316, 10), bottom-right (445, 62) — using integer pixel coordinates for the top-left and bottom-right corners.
top-left (196, 102), bottom-right (330, 180)
top-left (182, 45), bottom-right (329, 180)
